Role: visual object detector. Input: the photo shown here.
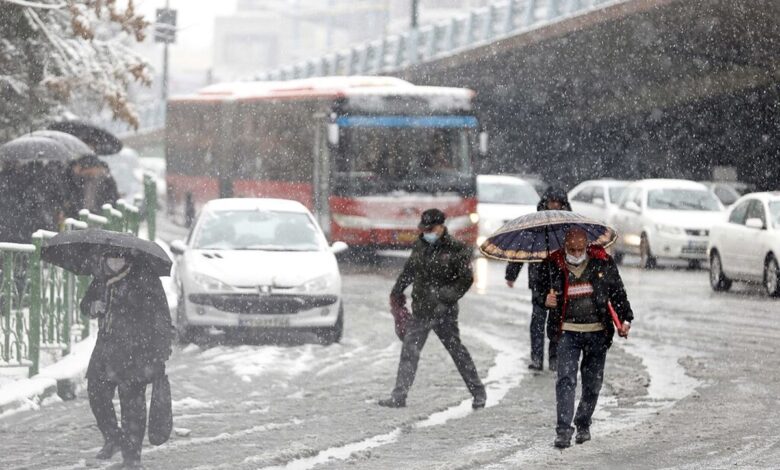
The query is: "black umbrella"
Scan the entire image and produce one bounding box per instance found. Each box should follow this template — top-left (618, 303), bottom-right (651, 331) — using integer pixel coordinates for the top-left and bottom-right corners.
top-left (27, 130), bottom-right (95, 158)
top-left (42, 229), bottom-right (171, 276)
top-left (479, 210), bottom-right (618, 262)
top-left (48, 120), bottom-right (123, 155)
top-left (0, 136), bottom-right (74, 164)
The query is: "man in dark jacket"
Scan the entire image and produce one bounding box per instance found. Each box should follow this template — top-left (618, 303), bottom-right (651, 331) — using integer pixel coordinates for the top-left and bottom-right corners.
top-left (81, 251), bottom-right (173, 468)
top-left (535, 227), bottom-right (633, 449)
top-left (379, 208), bottom-right (486, 409)
top-left (64, 156), bottom-right (120, 217)
top-left (505, 186), bottom-right (571, 371)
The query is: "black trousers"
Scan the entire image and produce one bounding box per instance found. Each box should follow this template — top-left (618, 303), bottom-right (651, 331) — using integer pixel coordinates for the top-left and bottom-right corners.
top-left (555, 330), bottom-right (609, 434)
top-left (87, 377), bottom-right (148, 461)
top-left (391, 312), bottom-right (485, 401)
top-left (530, 303), bottom-right (558, 368)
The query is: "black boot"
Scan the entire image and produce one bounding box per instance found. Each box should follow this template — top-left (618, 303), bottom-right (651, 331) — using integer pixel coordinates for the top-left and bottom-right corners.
top-left (575, 426), bottom-right (591, 444)
top-left (95, 438), bottom-right (121, 460)
top-left (554, 429), bottom-right (573, 449)
top-left (378, 396), bottom-right (406, 408)
top-left (472, 391), bottom-right (487, 409)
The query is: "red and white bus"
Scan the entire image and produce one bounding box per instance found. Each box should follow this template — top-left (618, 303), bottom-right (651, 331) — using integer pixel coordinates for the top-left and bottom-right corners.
top-left (166, 76), bottom-right (484, 247)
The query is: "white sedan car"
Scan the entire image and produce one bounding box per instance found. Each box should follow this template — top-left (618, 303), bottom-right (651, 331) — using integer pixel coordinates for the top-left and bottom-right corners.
top-left (708, 192), bottom-right (780, 296)
top-left (170, 198), bottom-right (348, 343)
top-left (476, 174), bottom-right (539, 246)
top-left (610, 179), bottom-right (725, 268)
top-left (569, 179), bottom-right (630, 223)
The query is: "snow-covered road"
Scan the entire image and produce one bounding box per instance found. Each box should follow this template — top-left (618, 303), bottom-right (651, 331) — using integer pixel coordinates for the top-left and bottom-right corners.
top-left (2, 254), bottom-right (779, 469)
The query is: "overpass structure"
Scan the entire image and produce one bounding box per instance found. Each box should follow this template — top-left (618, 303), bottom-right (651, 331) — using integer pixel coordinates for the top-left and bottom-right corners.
top-left (130, 0), bottom-right (780, 189)
top-left (256, 0), bottom-right (780, 190)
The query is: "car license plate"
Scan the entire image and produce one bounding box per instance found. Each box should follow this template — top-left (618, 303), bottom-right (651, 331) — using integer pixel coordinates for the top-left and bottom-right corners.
top-left (238, 317), bottom-right (290, 328)
top-left (396, 231), bottom-right (418, 243)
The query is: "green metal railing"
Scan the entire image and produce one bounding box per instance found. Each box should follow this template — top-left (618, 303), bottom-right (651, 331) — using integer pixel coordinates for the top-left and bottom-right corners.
top-left (0, 175), bottom-right (158, 377)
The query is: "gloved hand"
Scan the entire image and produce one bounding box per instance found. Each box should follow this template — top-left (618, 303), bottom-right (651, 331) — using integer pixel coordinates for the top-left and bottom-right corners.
top-left (90, 300), bottom-right (107, 319)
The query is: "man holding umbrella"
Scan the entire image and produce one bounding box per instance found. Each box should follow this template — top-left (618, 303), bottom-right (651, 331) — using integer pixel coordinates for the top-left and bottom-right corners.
top-left (42, 230), bottom-right (173, 468)
top-left (379, 208), bottom-right (487, 409)
top-left (538, 227), bottom-right (633, 449)
top-left (480, 211), bottom-right (632, 449)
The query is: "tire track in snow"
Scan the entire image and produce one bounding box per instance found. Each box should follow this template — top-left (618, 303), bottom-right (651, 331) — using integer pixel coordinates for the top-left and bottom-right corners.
top-left (256, 325), bottom-right (526, 470)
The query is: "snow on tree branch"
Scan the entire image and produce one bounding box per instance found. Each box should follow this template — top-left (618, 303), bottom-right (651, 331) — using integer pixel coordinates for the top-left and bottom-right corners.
top-left (0, 0), bottom-right (151, 138)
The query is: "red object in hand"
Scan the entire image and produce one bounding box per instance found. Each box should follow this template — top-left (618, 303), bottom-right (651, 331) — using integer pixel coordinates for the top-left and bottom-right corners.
top-left (390, 294), bottom-right (410, 341)
top-left (607, 302), bottom-right (626, 337)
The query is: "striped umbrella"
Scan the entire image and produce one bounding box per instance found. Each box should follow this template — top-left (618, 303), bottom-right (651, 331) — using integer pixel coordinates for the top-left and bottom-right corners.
top-left (479, 210), bottom-right (617, 262)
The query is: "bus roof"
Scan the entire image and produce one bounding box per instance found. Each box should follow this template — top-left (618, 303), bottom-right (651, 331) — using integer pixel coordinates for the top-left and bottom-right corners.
top-left (169, 76), bottom-right (475, 103)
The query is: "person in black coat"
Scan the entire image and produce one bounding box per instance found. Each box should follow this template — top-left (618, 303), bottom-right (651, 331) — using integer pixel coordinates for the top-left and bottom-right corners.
top-left (81, 252), bottom-right (173, 468)
top-left (378, 209), bottom-right (486, 409)
top-left (505, 186), bottom-right (571, 371)
top-left (64, 156), bottom-right (119, 217)
top-left (535, 228), bottom-right (633, 448)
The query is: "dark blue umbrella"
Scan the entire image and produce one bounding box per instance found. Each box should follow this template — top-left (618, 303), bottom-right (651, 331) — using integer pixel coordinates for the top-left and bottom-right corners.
top-left (479, 210), bottom-right (617, 262)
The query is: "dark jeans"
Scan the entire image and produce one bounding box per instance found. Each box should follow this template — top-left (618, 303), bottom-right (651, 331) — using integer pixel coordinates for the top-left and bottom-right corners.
top-left (555, 330), bottom-right (609, 434)
top-left (391, 312), bottom-right (485, 401)
top-left (530, 303), bottom-right (558, 368)
top-left (88, 377), bottom-right (148, 462)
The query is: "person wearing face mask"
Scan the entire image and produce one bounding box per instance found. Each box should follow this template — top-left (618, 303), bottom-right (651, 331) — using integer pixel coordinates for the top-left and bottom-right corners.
top-left (505, 186), bottom-right (572, 372)
top-left (81, 251), bottom-right (173, 469)
top-left (535, 227), bottom-right (633, 449)
top-left (379, 208), bottom-right (486, 409)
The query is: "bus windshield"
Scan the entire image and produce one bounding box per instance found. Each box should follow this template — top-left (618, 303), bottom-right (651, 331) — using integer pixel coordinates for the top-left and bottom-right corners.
top-left (335, 119), bottom-right (474, 195)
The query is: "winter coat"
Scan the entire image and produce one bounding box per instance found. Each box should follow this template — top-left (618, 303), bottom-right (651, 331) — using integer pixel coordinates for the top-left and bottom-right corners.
top-left (533, 246), bottom-right (633, 347)
top-left (64, 160), bottom-right (119, 217)
top-left (82, 265), bottom-right (173, 384)
top-left (505, 186), bottom-right (572, 289)
top-left (391, 229), bottom-right (473, 319)
top-left (0, 163), bottom-right (66, 243)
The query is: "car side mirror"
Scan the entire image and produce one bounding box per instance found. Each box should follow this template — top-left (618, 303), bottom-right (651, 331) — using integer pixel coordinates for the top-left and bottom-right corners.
top-left (592, 197), bottom-right (605, 207)
top-left (170, 240), bottom-right (187, 256)
top-left (330, 241), bottom-right (348, 254)
top-left (624, 201), bottom-right (641, 213)
top-left (745, 218), bottom-right (765, 230)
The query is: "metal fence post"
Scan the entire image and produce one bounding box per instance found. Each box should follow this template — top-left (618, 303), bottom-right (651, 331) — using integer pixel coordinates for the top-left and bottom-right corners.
top-left (28, 236), bottom-right (42, 377)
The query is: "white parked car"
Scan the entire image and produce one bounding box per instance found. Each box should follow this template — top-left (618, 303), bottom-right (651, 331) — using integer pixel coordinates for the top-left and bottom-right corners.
top-left (610, 179), bottom-right (725, 268)
top-left (476, 174), bottom-right (539, 245)
top-left (170, 198), bottom-right (348, 344)
top-left (569, 179), bottom-right (630, 223)
top-left (708, 192), bottom-right (780, 296)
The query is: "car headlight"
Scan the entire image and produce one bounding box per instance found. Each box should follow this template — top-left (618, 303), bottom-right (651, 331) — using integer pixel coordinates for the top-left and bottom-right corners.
top-left (191, 272), bottom-right (234, 291)
top-left (655, 224), bottom-right (683, 235)
top-left (292, 274), bottom-right (336, 293)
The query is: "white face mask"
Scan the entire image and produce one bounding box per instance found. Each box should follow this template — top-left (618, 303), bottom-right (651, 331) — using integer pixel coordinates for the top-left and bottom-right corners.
top-left (565, 252), bottom-right (587, 266)
top-left (422, 232), bottom-right (440, 244)
top-left (105, 257), bottom-right (127, 273)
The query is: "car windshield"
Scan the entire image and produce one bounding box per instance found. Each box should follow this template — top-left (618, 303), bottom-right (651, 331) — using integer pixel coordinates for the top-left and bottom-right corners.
top-left (608, 186), bottom-right (627, 203)
top-left (647, 189), bottom-right (722, 211)
top-left (193, 210), bottom-right (324, 251)
top-left (769, 201), bottom-right (780, 229)
top-left (478, 181), bottom-right (539, 205)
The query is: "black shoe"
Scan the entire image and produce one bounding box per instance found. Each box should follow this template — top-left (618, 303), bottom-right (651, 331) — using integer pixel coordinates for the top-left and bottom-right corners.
top-left (96, 439), bottom-right (121, 460)
top-left (378, 397), bottom-right (406, 408)
top-left (575, 427), bottom-right (591, 444)
top-left (548, 359), bottom-right (557, 372)
top-left (528, 362), bottom-right (543, 371)
top-left (472, 393), bottom-right (487, 409)
top-left (554, 431), bottom-right (572, 449)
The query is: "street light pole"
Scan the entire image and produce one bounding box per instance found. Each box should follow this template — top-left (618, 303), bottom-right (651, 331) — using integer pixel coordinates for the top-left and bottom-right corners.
top-left (411, 0), bottom-right (419, 29)
top-left (162, 0), bottom-right (170, 101)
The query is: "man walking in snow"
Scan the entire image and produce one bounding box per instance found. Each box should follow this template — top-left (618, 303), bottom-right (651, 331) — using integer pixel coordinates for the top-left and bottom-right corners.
top-left (536, 227), bottom-right (633, 448)
top-left (379, 208), bottom-right (487, 409)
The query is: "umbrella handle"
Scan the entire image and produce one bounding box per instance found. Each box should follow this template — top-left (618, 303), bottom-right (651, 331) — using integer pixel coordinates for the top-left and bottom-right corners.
top-left (607, 302), bottom-right (627, 338)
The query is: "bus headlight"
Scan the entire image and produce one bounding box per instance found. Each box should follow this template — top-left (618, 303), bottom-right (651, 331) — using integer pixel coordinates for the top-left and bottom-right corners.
top-left (469, 212), bottom-right (480, 224)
